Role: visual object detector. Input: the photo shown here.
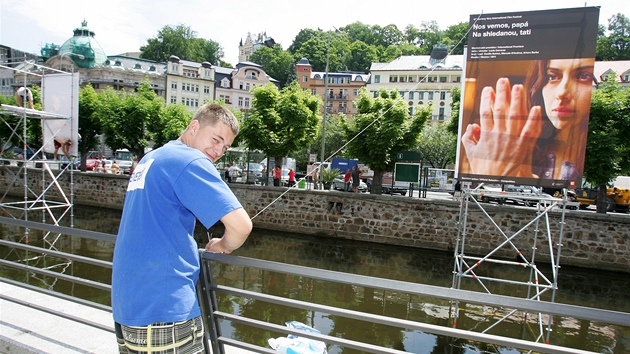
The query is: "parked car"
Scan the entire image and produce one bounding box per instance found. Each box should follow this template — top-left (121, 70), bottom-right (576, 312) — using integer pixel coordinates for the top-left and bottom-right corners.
top-left (77, 151), bottom-right (101, 171)
top-left (95, 159), bottom-right (113, 173)
top-left (245, 163), bottom-right (264, 184)
top-left (59, 156), bottom-right (79, 169)
top-left (475, 184), bottom-right (505, 204)
top-left (333, 175), bottom-right (367, 192)
top-left (365, 174), bottom-right (407, 195)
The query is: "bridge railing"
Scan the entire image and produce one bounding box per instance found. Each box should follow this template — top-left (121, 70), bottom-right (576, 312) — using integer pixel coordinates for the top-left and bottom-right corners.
top-left (198, 251), bottom-right (629, 354)
top-left (1, 216), bottom-right (629, 354)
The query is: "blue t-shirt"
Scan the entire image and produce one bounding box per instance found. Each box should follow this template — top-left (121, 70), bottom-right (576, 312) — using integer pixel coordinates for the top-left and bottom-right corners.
top-left (111, 140), bottom-right (242, 326)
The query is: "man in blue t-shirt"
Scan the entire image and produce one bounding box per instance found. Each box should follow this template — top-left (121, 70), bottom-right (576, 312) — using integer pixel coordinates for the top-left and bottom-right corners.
top-left (111, 103), bottom-right (252, 353)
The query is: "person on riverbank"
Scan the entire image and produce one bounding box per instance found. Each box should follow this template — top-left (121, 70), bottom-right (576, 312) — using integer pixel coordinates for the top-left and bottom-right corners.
top-left (288, 168), bottom-right (296, 187)
top-left (344, 169), bottom-right (351, 192)
top-left (273, 165), bottom-right (282, 186)
top-left (111, 103), bottom-right (252, 353)
top-left (351, 165), bottom-right (361, 193)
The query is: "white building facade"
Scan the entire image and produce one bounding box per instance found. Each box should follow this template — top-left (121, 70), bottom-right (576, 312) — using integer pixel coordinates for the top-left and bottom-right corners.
top-left (367, 47), bottom-right (463, 124)
top-left (165, 56), bottom-right (215, 112)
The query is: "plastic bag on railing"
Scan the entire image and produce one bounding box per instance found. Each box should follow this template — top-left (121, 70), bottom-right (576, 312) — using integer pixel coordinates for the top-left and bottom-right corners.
top-left (268, 321), bottom-right (328, 354)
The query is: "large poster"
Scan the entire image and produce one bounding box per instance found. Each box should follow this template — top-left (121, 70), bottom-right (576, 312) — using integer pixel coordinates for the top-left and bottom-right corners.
top-left (455, 7), bottom-right (599, 188)
top-left (41, 73), bottom-right (80, 159)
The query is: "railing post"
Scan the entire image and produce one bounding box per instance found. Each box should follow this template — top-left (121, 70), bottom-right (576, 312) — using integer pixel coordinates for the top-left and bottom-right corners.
top-left (197, 251), bottom-right (224, 354)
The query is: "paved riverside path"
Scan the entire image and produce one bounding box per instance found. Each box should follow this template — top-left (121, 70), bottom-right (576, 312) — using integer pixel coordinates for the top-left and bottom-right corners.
top-left (0, 280), bottom-right (252, 354)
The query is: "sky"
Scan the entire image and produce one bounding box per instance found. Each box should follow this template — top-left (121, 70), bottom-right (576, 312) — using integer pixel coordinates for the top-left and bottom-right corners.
top-left (1, 0), bottom-right (628, 66)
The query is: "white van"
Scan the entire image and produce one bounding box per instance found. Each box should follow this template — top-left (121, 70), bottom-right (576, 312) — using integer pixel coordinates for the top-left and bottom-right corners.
top-left (114, 149), bottom-right (133, 174)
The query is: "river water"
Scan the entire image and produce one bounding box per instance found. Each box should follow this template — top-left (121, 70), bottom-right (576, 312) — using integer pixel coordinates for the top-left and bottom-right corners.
top-left (1, 204), bottom-right (629, 353)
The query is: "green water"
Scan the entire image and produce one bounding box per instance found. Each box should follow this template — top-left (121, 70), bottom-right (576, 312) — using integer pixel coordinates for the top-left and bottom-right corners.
top-left (1, 204), bottom-right (629, 353)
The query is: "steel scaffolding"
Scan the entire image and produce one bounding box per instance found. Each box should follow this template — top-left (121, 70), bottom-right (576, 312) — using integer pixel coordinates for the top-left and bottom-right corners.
top-left (1, 60), bottom-right (77, 285)
top-left (450, 185), bottom-right (572, 345)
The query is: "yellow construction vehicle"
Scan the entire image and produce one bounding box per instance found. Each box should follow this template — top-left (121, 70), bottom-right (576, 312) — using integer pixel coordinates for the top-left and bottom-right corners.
top-left (574, 176), bottom-right (630, 212)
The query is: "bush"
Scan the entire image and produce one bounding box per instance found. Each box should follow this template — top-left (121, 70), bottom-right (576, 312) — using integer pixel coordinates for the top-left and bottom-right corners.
top-left (320, 168), bottom-right (340, 182)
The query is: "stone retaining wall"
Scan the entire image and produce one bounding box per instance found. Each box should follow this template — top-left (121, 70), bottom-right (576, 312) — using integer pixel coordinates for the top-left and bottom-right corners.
top-left (2, 165), bottom-right (628, 273)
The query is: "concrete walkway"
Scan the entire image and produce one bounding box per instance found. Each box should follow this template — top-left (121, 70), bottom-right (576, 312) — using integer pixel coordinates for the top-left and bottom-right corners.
top-left (1, 280), bottom-right (117, 354)
top-left (0, 280), bottom-right (252, 354)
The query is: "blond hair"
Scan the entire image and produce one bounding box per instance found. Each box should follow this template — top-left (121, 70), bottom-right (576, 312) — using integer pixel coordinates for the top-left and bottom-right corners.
top-left (193, 103), bottom-right (239, 135)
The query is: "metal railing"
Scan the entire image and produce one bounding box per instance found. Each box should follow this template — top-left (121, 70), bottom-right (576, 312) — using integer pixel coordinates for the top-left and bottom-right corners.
top-left (1, 216), bottom-right (629, 354)
top-left (198, 252), bottom-right (629, 354)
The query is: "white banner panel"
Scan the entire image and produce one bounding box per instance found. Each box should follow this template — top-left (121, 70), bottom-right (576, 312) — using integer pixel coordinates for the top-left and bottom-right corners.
top-left (41, 73), bottom-right (79, 158)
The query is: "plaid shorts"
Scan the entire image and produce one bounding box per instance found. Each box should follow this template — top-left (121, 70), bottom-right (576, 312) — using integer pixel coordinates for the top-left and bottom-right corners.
top-left (115, 316), bottom-right (205, 354)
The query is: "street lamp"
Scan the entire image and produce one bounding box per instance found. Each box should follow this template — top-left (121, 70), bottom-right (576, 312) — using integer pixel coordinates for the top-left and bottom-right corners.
top-left (320, 28), bottom-right (336, 164)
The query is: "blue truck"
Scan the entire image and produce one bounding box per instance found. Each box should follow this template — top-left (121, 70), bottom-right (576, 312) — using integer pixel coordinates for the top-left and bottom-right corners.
top-left (330, 158), bottom-right (361, 173)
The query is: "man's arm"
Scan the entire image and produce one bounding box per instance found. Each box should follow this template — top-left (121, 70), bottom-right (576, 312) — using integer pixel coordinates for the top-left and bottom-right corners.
top-left (205, 208), bottom-right (252, 254)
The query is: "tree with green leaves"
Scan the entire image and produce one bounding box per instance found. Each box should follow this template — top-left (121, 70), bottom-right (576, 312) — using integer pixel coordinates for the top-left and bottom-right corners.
top-left (249, 45), bottom-right (294, 88)
top-left (441, 22), bottom-right (469, 55)
top-left (238, 82), bottom-right (320, 178)
top-left (152, 103), bottom-right (193, 148)
top-left (417, 123), bottom-right (456, 169)
top-left (140, 24), bottom-right (223, 64)
top-left (1, 85), bottom-right (42, 153)
top-left (596, 13), bottom-right (630, 61)
top-left (345, 41), bottom-right (379, 74)
top-left (76, 84), bottom-right (102, 171)
top-left (446, 85), bottom-right (462, 163)
top-left (97, 80), bottom-right (164, 160)
top-left (341, 88), bottom-right (430, 194)
top-left (287, 28), bottom-right (321, 54)
top-left (584, 74), bottom-right (630, 213)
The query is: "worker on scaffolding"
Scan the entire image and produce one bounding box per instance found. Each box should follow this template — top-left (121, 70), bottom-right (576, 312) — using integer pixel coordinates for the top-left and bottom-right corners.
top-left (16, 87), bottom-right (34, 109)
top-left (53, 137), bottom-right (72, 160)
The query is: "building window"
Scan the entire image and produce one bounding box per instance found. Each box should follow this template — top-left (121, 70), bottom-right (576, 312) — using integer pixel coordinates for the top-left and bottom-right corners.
top-left (204, 86), bottom-right (210, 94)
top-left (303, 76), bottom-right (308, 82)
top-left (311, 89), bottom-right (317, 95)
top-left (245, 83), bottom-right (250, 91)
top-left (439, 76), bottom-right (447, 83)
top-left (171, 82), bottom-right (177, 89)
top-left (428, 92), bottom-right (434, 100)
top-left (439, 107), bottom-right (445, 120)
top-left (409, 91), bottom-right (414, 99)
top-left (419, 91), bottom-right (424, 99)
top-left (399, 91), bottom-right (405, 99)
top-left (399, 76), bottom-right (407, 83)
top-left (244, 97), bottom-right (250, 108)
top-left (389, 76), bottom-right (398, 83)
top-left (353, 89), bottom-right (359, 96)
top-left (455, 76), bottom-right (461, 83)
top-left (170, 96), bottom-right (177, 104)
top-left (408, 107), bottom-right (414, 116)
top-left (440, 91), bottom-right (446, 100)
top-left (238, 97), bottom-right (243, 106)
top-left (408, 76), bottom-right (415, 83)
top-left (374, 75), bottom-right (380, 83)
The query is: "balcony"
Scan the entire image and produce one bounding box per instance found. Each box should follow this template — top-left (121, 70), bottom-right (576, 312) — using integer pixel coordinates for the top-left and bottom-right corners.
top-left (327, 93), bottom-right (348, 100)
